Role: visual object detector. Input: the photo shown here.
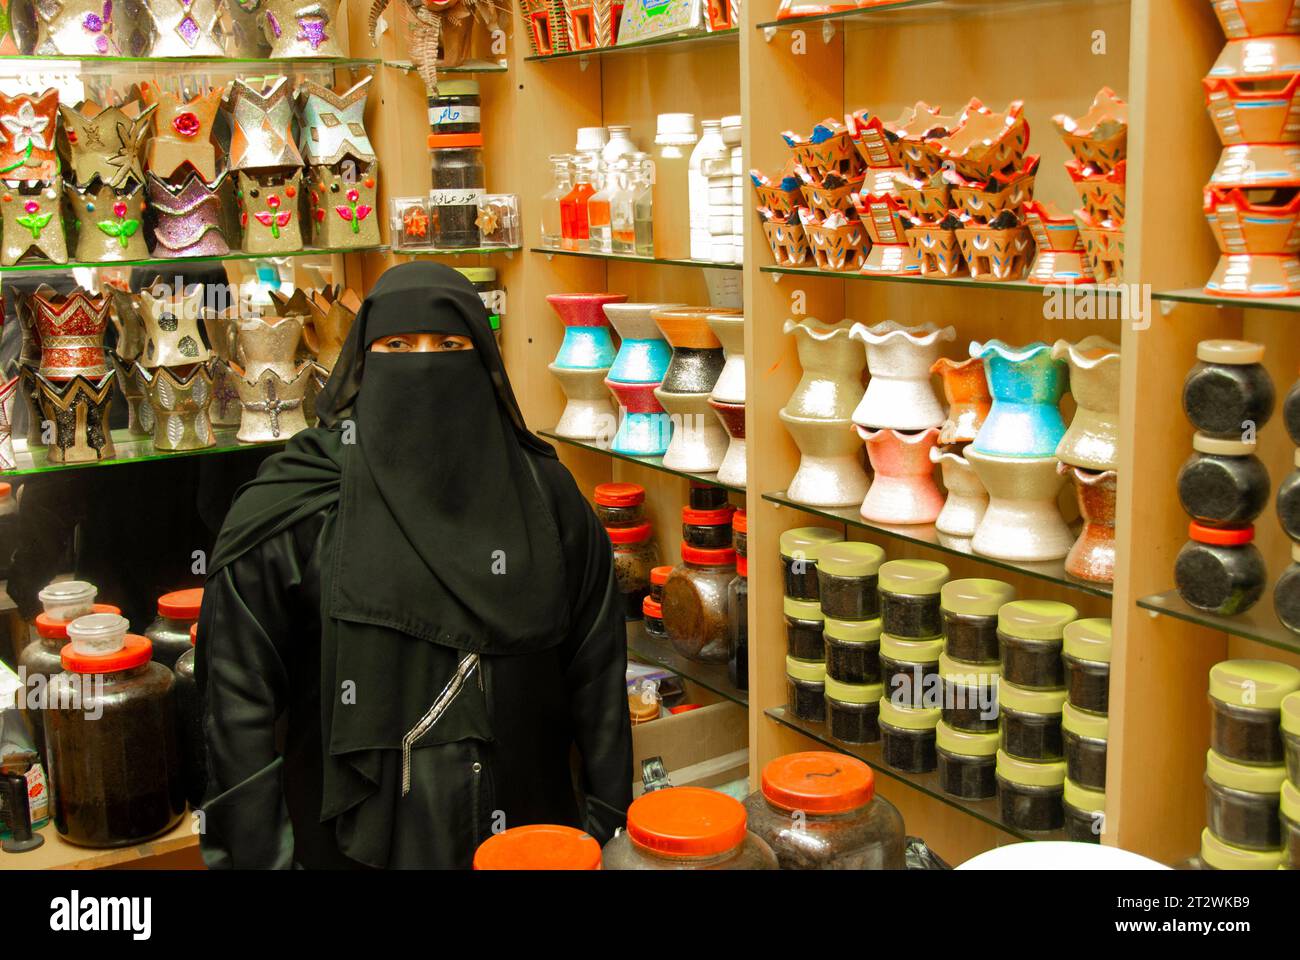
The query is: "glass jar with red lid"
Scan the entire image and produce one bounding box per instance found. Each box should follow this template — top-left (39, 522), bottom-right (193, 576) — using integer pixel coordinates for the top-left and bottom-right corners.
top-left (649, 565), bottom-right (672, 604)
top-left (1175, 522), bottom-right (1267, 615)
top-left (474, 824), bottom-right (602, 870)
top-left (642, 595), bottom-right (665, 638)
top-left (681, 504), bottom-right (734, 550)
top-left (145, 587), bottom-right (203, 669)
top-left (173, 622), bottom-right (206, 807)
top-left (728, 508), bottom-right (748, 691)
top-left (602, 786), bottom-right (777, 870)
top-left (744, 752), bottom-right (905, 869)
top-left (594, 481), bottom-right (646, 527)
top-left (609, 521), bottom-right (659, 620)
top-left (663, 543), bottom-right (737, 663)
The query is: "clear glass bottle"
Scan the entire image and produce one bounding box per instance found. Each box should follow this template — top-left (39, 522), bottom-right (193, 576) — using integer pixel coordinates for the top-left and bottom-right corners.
top-left (587, 156), bottom-right (623, 255)
top-left (612, 153), bottom-right (654, 256)
top-left (541, 154), bottom-right (573, 250)
top-left (560, 155), bottom-right (597, 251)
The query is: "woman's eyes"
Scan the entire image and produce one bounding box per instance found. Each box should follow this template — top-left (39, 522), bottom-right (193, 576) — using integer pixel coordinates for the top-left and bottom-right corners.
top-left (386, 339), bottom-right (411, 350)
top-left (439, 338), bottom-right (464, 350)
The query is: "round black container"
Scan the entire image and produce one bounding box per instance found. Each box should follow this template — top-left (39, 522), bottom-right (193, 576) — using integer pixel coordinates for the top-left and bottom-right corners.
top-left (824, 616), bottom-right (882, 685)
top-left (878, 559), bottom-right (948, 639)
top-left (1174, 524), bottom-right (1267, 616)
top-left (1208, 658), bottom-right (1300, 766)
top-left (815, 541), bottom-right (885, 621)
top-left (786, 657), bottom-right (826, 722)
top-left (936, 721), bottom-right (998, 800)
top-left (1062, 618), bottom-right (1112, 715)
top-left (1000, 682), bottom-right (1066, 762)
top-left (784, 598), bottom-right (825, 660)
top-left (1063, 780), bottom-right (1106, 844)
top-left (1278, 460), bottom-right (1300, 541)
top-left (682, 505), bottom-right (734, 550)
top-left (1283, 781), bottom-right (1300, 869)
top-left (1062, 702), bottom-right (1108, 791)
top-left (878, 699), bottom-right (940, 773)
top-left (824, 678), bottom-right (883, 744)
top-left (1181, 340), bottom-right (1275, 439)
top-left (1286, 378), bottom-right (1300, 445)
top-left (1177, 434), bottom-right (1271, 528)
top-left (996, 751), bottom-right (1066, 832)
top-left (937, 653), bottom-right (1000, 733)
top-left (997, 600), bottom-right (1076, 690)
top-left (1276, 550), bottom-right (1300, 635)
top-left (1286, 692), bottom-right (1300, 784)
top-left (879, 634), bottom-right (942, 708)
top-left (780, 527), bottom-right (844, 602)
top-left (1204, 750), bottom-right (1285, 851)
top-left (689, 481), bottom-right (729, 511)
top-left (941, 578), bottom-right (1015, 664)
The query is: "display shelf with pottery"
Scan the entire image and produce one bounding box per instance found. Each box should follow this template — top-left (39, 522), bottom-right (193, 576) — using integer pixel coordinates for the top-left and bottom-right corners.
top-left (849, 320), bottom-right (955, 431)
top-left (1053, 336), bottom-right (1121, 472)
top-left (969, 340), bottom-right (1068, 459)
top-left (1062, 465), bottom-right (1117, 585)
top-left (855, 426), bottom-right (944, 525)
top-left (931, 445), bottom-right (989, 540)
top-left (966, 448), bottom-right (1075, 563)
top-left (932, 355), bottom-right (992, 447)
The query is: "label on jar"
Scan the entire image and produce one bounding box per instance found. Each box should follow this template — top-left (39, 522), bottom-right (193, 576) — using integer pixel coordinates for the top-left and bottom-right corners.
top-left (429, 188), bottom-right (485, 207)
top-left (429, 105), bottom-right (481, 126)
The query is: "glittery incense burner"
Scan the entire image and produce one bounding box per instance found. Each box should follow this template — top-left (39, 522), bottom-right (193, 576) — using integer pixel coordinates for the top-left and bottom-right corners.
top-left (604, 302), bottom-right (680, 457)
top-left (33, 371), bottom-right (118, 464)
top-left (1, 179), bottom-right (68, 266)
top-left (1, 376), bottom-right (19, 471)
top-left (57, 99), bottom-right (155, 190)
top-left (855, 426), bottom-right (944, 526)
top-left (34, 287), bottom-right (110, 381)
top-left (654, 306), bottom-right (733, 473)
top-left (547, 293), bottom-right (623, 441)
top-left (297, 77), bottom-right (379, 247)
top-left (136, 362), bottom-right (217, 451)
top-left (969, 340), bottom-right (1068, 459)
top-left (139, 284), bottom-right (212, 368)
top-left (146, 172), bottom-right (230, 258)
top-left (261, 0), bottom-right (345, 57)
top-left (134, 0), bottom-right (226, 55)
top-left (233, 363), bottom-right (313, 443)
top-left (65, 183), bottom-right (149, 261)
top-left (237, 170), bottom-right (304, 253)
top-left (0, 89), bottom-right (60, 180)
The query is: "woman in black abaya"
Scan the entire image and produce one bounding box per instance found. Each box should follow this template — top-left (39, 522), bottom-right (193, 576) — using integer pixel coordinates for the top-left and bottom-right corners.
top-left (196, 262), bottom-right (631, 869)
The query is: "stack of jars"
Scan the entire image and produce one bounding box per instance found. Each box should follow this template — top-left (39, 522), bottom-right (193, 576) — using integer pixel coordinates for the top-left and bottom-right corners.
top-left (662, 484), bottom-right (736, 663)
top-left (643, 565), bottom-right (672, 640)
top-left (1199, 660), bottom-right (1300, 870)
top-left (596, 482), bottom-right (660, 621)
top-left (1059, 618), bottom-right (1112, 843)
top-left (1278, 376), bottom-right (1300, 633)
top-left (818, 542), bottom-right (885, 745)
top-left (781, 526), bottom-right (844, 721)
top-left (540, 125), bottom-right (655, 257)
top-left (876, 560), bottom-right (948, 773)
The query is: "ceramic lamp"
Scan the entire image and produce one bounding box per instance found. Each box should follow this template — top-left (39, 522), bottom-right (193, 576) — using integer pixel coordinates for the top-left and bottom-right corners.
top-left (1053, 336), bottom-right (1121, 471)
top-left (655, 306), bottom-right (731, 394)
top-left (108, 355), bottom-right (150, 436)
top-left (65, 184), bottom-right (148, 262)
top-left (136, 362), bottom-right (217, 452)
top-left (931, 355), bottom-right (991, 446)
top-left (34, 288), bottom-right (109, 381)
top-left (606, 379), bottom-right (672, 456)
top-left (966, 448), bottom-right (1074, 562)
top-left (261, 0), bottom-right (345, 58)
top-left (855, 426), bottom-right (944, 525)
top-left (33, 371), bottom-right (117, 464)
top-left (234, 364), bottom-right (313, 443)
top-left (550, 364), bottom-right (617, 441)
top-left (0, 376), bottom-right (18, 471)
top-left (1062, 464), bottom-right (1117, 584)
top-left (1210, 0), bottom-right (1300, 38)
top-left (605, 302), bottom-right (681, 383)
top-left (237, 316), bottom-right (304, 381)
top-left (655, 388), bottom-right (728, 472)
top-left (2, 179), bottom-right (68, 266)
top-left (709, 398), bottom-right (746, 488)
top-left (931, 445), bottom-right (989, 539)
top-left (1203, 187), bottom-right (1300, 298)
top-left (782, 321), bottom-right (865, 421)
top-left (780, 411), bottom-right (869, 508)
top-left (969, 340), bottom-right (1068, 458)
top-left (707, 311), bottom-right (746, 404)
top-left (548, 293), bottom-right (626, 369)
top-left (1025, 200), bottom-right (1094, 285)
top-left (849, 320), bottom-right (955, 431)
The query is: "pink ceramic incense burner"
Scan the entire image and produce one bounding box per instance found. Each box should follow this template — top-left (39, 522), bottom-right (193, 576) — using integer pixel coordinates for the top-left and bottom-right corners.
top-left (855, 426), bottom-right (944, 526)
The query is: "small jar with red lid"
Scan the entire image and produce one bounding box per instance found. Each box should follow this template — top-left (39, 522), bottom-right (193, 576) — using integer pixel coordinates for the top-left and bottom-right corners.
top-left (662, 543), bottom-right (737, 663)
top-left (474, 824), bottom-right (602, 870)
top-left (681, 504), bottom-right (734, 550)
top-left (689, 480), bottom-right (729, 511)
top-left (1175, 522), bottom-right (1267, 616)
top-left (45, 613), bottom-right (185, 848)
top-left (146, 587), bottom-right (203, 669)
top-left (602, 786), bottom-right (777, 870)
top-left (609, 522), bottom-right (659, 620)
top-left (649, 565), bottom-right (672, 604)
top-left (728, 509), bottom-right (748, 692)
top-left (174, 621), bottom-right (206, 808)
top-left (743, 752), bottom-right (905, 869)
top-left (594, 482), bottom-right (646, 527)
top-left (642, 595), bottom-right (665, 639)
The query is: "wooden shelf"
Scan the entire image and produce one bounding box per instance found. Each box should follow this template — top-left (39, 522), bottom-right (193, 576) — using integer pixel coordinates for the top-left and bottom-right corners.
top-left (755, 0), bottom-right (1113, 31)
top-left (0, 816), bottom-right (201, 870)
top-left (541, 431), bottom-right (745, 494)
top-left (1137, 591), bottom-right (1300, 658)
top-left (627, 621), bottom-right (748, 707)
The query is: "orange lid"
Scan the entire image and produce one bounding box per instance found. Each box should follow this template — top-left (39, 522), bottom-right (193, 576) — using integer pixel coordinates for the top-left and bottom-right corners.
top-left (733, 509), bottom-right (747, 534)
top-left (681, 543), bottom-right (737, 566)
top-left (761, 751), bottom-right (875, 814)
top-left (669, 704), bottom-right (702, 715)
top-left (1189, 521), bottom-right (1254, 546)
top-left (472, 824), bottom-right (602, 871)
top-left (607, 522), bottom-right (653, 545)
top-left (427, 132), bottom-right (484, 149)
top-left (650, 565), bottom-right (673, 585)
top-left (0, 482), bottom-right (10, 497)
top-left (61, 634), bottom-right (153, 674)
top-left (35, 603), bottom-right (121, 640)
top-left (642, 596), bottom-right (663, 617)
top-left (736, 555), bottom-right (749, 578)
top-left (189, 623), bottom-right (198, 646)
top-left (626, 786), bottom-right (748, 857)
top-left (681, 505), bottom-right (734, 525)
top-left (595, 482), bottom-right (645, 507)
top-left (158, 587), bottom-right (203, 620)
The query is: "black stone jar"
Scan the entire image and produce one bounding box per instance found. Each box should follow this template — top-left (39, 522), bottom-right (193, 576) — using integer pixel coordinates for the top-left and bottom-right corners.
top-left (1278, 454), bottom-right (1300, 541)
top-left (1286, 377), bottom-right (1300, 445)
top-left (1281, 547), bottom-right (1300, 635)
top-left (1175, 523), bottom-right (1267, 616)
top-left (1181, 339), bottom-right (1275, 439)
top-left (1176, 434), bottom-right (1271, 528)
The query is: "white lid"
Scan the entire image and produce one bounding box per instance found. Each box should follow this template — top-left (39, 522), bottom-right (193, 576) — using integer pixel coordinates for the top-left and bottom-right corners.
top-left (1197, 339), bottom-right (1265, 365)
top-left (1192, 431), bottom-right (1257, 456)
top-left (607, 124), bottom-right (632, 136)
top-left (66, 613), bottom-right (129, 657)
top-left (575, 126), bottom-right (609, 152)
top-left (655, 113), bottom-right (698, 145)
top-left (701, 118), bottom-right (722, 130)
top-left (39, 580), bottom-right (97, 605)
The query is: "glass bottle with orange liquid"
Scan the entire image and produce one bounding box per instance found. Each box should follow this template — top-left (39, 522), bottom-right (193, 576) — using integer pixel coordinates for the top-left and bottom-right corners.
top-left (560, 155), bottom-right (597, 251)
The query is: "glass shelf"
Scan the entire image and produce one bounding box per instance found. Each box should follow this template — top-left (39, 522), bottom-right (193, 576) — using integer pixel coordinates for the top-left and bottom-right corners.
top-left (3, 427), bottom-right (285, 479)
top-left (387, 58), bottom-right (508, 74)
top-left (1153, 289), bottom-right (1300, 314)
top-left (756, 0), bottom-right (1115, 31)
top-left (760, 264), bottom-right (1123, 297)
top-left (540, 430), bottom-right (745, 494)
top-left (0, 54), bottom-right (379, 78)
top-left (524, 28), bottom-right (739, 62)
top-left (395, 246), bottom-right (520, 257)
top-left (532, 247), bottom-right (743, 271)
top-left (766, 707), bottom-right (1067, 842)
top-left (627, 621), bottom-right (748, 708)
top-left (0, 245), bottom-right (390, 276)
top-left (1136, 590), bottom-right (1300, 657)
top-left (762, 491), bottom-right (1113, 600)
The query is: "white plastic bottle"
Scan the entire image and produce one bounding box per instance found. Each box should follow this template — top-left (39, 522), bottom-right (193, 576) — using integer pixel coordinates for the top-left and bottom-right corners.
top-left (689, 119), bottom-right (727, 262)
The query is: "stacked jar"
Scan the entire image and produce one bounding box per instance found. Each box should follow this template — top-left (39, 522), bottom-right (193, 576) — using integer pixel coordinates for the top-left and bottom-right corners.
top-left (1199, 660), bottom-right (1300, 870)
top-left (643, 565), bottom-right (672, 640)
top-left (596, 482), bottom-right (659, 621)
top-left (603, 786), bottom-right (778, 870)
top-left (1278, 374), bottom-right (1300, 633)
top-left (934, 579), bottom-right (1014, 801)
top-left (1284, 691), bottom-right (1300, 869)
top-left (145, 588), bottom-right (203, 669)
top-left (877, 560), bottom-right (948, 772)
top-left (995, 600), bottom-right (1077, 833)
top-left (728, 510), bottom-right (749, 692)
top-left (1060, 618), bottom-right (1112, 843)
top-left (781, 526), bottom-right (844, 722)
top-left (817, 541), bottom-right (885, 744)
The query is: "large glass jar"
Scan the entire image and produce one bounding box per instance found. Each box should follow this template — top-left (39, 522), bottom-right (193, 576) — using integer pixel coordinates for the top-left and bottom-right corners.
top-left (428, 132), bottom-right (485, 248)
top-left (473, 824), bottom-right (602, 870)
top-left (1175, 522), bottom-right (1267, 616)
top-left (744, 752), bottom-right (905, 869)
top-left (174, 623), bottom-right (205, 808)
top-left (427, 80), bottom-right (481, 135)
top-left (608, 522), bottom-right (659, 621)
top-left (45, 614), bottom-right (185, 847)
top-left (603, 787), bottom-right (778, 870)
top-left (541, 154), bottom-right (573, 249)
top-left (145, 587), bottom-right (202, 669)
top-left (1182, 339), bottom-right (1275, 439)
top-left (663, 544), bottom-right (737, 663)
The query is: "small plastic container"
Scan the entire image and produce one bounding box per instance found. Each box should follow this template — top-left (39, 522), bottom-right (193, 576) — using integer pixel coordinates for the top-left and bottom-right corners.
top-left (780, 526), bottom-right (844, 601)
top-left (473, 824), bottom-right (602, 870)
top-left (663, 544), bottom-right (736, 663)
top-left (1062, 617), bottom-right (1112, 715)
top-left (1061, 702), bottom-right (1108, 791)
top-left (594, 482), bottom-right (646, 527)
top-left (878, 559), bottom-right (949, 639)
top-left (1281, 779), bottom-right (1300, 870)
top-left (682, 505), bottom-right (734, 550)
top-left (602, 787), bottom-right (778, 870)
top-left (784, 597), bottom-right (826, 660)
top-left (786, 656), bottom-right (826, 722)
top-left (743, 752), bottom-right (905, 869)
top-left (1063, 779), bottom-right (1106, 844)
top-left (1000, 681), bottom-right (1067, 762)
top-left (1203, 748), bottom-right (1285, 850)
top-left (824, 677), bottom-right (883, 744)
top-left (428, 132), bottom-right (486, 248)
top-left (609, 522), bottom-right (659, 621)
top-left (38, 580), bottom-right (97, 622)
top-left (936, 721), bottom-right (999, 800)
top-left (941, 578), bottom-right (1016, 664)
top-left (1199, 827), bottom-right (1283, 871)
top-left (732, 508), bottom-right (747, 557)
top-left (1208, 658), bottom-right (1300, 766)
top-left (649, 565), bottom-right (672, 604)
top-left (1283, 691), bottom-right (1300, 784)
top-left (173, 622), bottom-right (205, 808)
top-left (823, 616), bottom-right (882, 685)
top-left (145, 588), bottom-right (202, 670)
top-left (996, 750), bottom-right (1066, 832)
top-left (998, 599), bottom-right (1077, 690)
top-left (427, 80), bottom-right (481, 135)
top-left (1177, 433), bottom-right (1271, 527)
top-left (879, 633), bottom-right (943, 708)
top-left (642, 596), bottom-right (665, 638)
top-left (1175, 521), bottom-right (1267, 616)
top-left (878, 696), bottom-right (940, 773)
top-left (1182, 340), bottom-right (1276, 440)
top-left (937, 653), bottom-right (1000, 733)
top-left (815, 541), bottom-right (885, 621)
top-left (689, 481), bottom-right (729, 511)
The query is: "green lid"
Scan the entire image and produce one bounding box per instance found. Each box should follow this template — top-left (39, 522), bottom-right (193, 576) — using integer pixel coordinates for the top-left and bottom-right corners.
top-left (786, 656), bottom-right (826, 683)
top-left (454, 266), bottom-right (497, 282)
top-left (816, 541), bottom-right (885, 578)
top-left (996, 750), bottom-right (1066, 788)
top-left (938, 652), bottom-right (1001, 684)
top-left (1062, 618), bottom-right (1112, 663)
top-left (1061, 701), bottom-right (1109, 742)
top-left (941, 578), bottom-right (1016, 617)
top-left (488, 313), bottom-right (502, 331)
top-left (1204, 749), bottom-right (1286, 795)
top-left (878, 559), bottom-right (949, 596)
top-left (824, 616), bottom-right (883, 644)
top-left (1282, 779), bottom-right (1300, 824)
top-left (824, 676), bottom-right (884, 705)
top-left (878, 695), bottom-right (941, 732)
top-left (935, 720), bottom-right (999, 758)
top-left (432, 80), bottom-right (480, 97)
top-left (999, 680), bottom-right (1067, 716)
top-left (1283, 691), bottom-right (1300, 736)
top-left (779, 526), bottom-right (843, 561)
top-left (1063, 778), bottom-right (1106, 814)
top-left (783, 596), bottom-right (825, 623)
top-left (998, 600), bottom-right (1077, 641)
top-left (880, 633), bottom-right (944, 665)
top-left (1209, 659), bottom-right (1300, 710)
top-left (1200, 827), bottom-right (1283, 871)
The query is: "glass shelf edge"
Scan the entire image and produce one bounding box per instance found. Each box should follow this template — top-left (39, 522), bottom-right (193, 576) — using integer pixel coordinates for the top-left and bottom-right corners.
top-left (539, 430), bottom-right (745, 495)
top-left (758, 264), bottom-right (1122, 295)
top-left (524, 29), bottom-right (738, 62)
top-left (3, 429), bottom-right (286, 479)
top-left (0, 246), bottom-right (390, 275)
top-left (627, 622), bottom-right (748, 708)
top-left (1151, 289), bottom-right (1300, 313)
top-left (1136, 591), bottom-right (1299, 655)
top-left (531, 247), bottom-right (743, 271)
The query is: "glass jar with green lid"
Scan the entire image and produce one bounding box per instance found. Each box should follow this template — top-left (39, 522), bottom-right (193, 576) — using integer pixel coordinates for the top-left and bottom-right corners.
top-left (936, 720), bottom-right (999, 800)
top-left (824, 677), bottom-right (884, 744)
top-left (1199, 827), bottom-right (1283, 871)
top-left (879, 696), bottom-right (941, 772)
top-left (1204, 748), bottom-right (1286, 850)
top-left (787, 656), bottom-right (826, 722)
top-left (824, 616), bottom-right (882, 685)
top-left (1061, 701), bottom-right (1108, 791)
top-left (1281, 778), bottom-right (1300, 869)
top-left (1062, 618), bottom-right (1112, 715)
top-left (779, 526), bottom-right (844, 601)
top-left (879, 559), bottom-right (949, 639)
top-left (879, 633), bottom-right (944, 708)
top-left (1208, 659), bottom-right (1300, 766)
top-left (816, 541), bottom-right (886, 621)
top-left (1283, 690), bottom-right (1300, 784)
top-left (998, 600), bottom-right (1077, 689)
top-left (941, 578), bottom-right (1016, 664)
top-left (784, 596), bottom-right (825, 661)
top-left (996, 750), bottom-right (1066, 832)
top-left (453, 267), bottom-right (503, 344)
top-left (937, 653), bottom-right (1000, 733)
top-left (1000, 681), bottom-right (1068, 762)
top-left (1063, 779), bottom-right (1105, 844)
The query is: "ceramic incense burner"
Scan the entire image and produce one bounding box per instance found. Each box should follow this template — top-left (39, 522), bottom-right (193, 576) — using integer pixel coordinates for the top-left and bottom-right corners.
top-left (605, 302), bottom-right (680, 384)
top-left (970, 340), bottom-right (1068, 459)
top-left (33, 370), bottom-right (117, 464)
top-left (761, 217), bottom-right (811, 267)
top-left (261, 0), bottom-right (345, 57)
top-left (781, 410), bottom-right (869, 508)
top-left (146, 172), bottom-right (230, 259)
top-left (137, 362), bottom-right (217, 451)
top-left (237, 171), bottom-right (305, 255)
top-left (655, 387), bottom-right (728, 472)
top-left (966, 448), bottom-right (1074, 563)
top-left (1068, 159), bottom-right (1126, 226)
top-left (0, 89), bottom-right (59, 181)
top-left (783, 120), bottom-right (864, 185)
top-left (1210, 0), bottom-right (1300, 38)
top-left (1062, 465), bottom-right (1117, 584)
top-left (930, 445), bottom-right (988, 539)
top-left (35, 288), bottom-right (110, 381)
top-left (931, 355), bottom-right (992, 446)
top-left (783, 320), bottom-right (865, 422)
top-left (57, 99), bottom-right (155, 191)
top-left (1, 180), bottom-right (68, 266)
top-left (709, 398), bottom-right (746, 488)
top-left (1053, 336), bottom-right (1121, 472)
top-left (855, 426), bottom-right (944, 526)
top-left (1053, 88), bottom-right (1128, 174)
top-left (804, 217), bottom-right (869, 272)
top-left (233, 363), bottom-right (313, 443)
top-left (550, 365), bottom-right (616, 441)
top-left (65, 184), bottom-right (149, 262)
top-left (937, 99), bottom-right (1030, 183)
top-left (548, 292), bottom-right (626, 370)
top-left (751, 165), bottom-right (806, 220)
top-left (141, 85), bottom-right (223, 182)
top-left (0, 376), bottom-right (19, 471)
top-left (655, 306), bottom-right (732, 394)
top-left (108, 353), bottom-right (150, 437)
top-left (1025, 200), bottom-right (1094, 285)
top-left (707, 311), bottom-right (746, 404)
top-left (140, 285), bottom-right (212, 368)
top-left (955, 224), bottom-right (1034, 282)
top-left (1203, 187), bottom-right (1300, 297)
top-left (606, 379), bottom-right (671, 457)
top-left (951, 157), bottom-right (1039, 225)
top-left (849, 320), bottom-right (955, 431)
